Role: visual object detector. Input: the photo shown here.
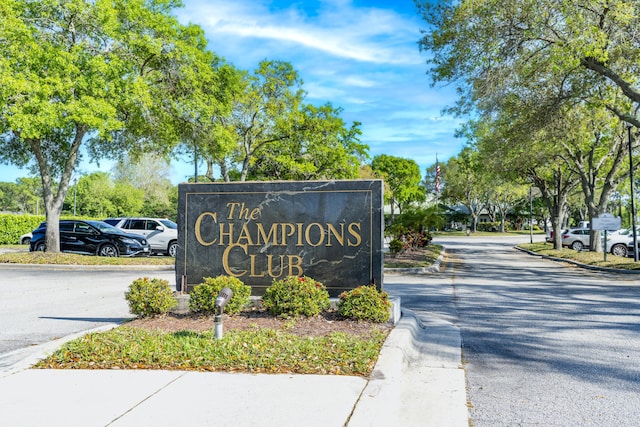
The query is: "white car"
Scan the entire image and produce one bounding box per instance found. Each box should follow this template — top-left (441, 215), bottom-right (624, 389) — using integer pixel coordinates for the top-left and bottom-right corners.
top-left (103, 217), bottom-right (178, 257)
top-left (603, 233), bottom-right (632, 257)
top-left (19, 232), bottom-right (32, 245)
top-left (561, 228), bottom-right (591, 251)
top-left (603, 227), bottom-right (640, 257)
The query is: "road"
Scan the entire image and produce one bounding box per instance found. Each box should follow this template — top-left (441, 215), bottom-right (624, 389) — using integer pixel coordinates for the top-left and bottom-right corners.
top-left (386, 235), bottom-right (640, 426)
top-left (0, 264), bottom-right (175, 369)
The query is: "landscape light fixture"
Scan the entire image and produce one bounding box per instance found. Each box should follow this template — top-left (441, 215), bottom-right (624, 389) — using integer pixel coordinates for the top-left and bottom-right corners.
top-left (214, 287), bottom-right (234, 339)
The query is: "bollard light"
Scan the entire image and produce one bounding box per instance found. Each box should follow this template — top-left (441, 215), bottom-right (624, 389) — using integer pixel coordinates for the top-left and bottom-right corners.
top-left (214, 287), bottom-right (233, 339)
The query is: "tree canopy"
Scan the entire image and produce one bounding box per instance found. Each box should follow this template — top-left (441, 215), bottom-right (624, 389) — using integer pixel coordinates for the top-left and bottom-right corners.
top-left (202, 60), bottom-right (368, 182)
top-left (0, 0), bottom-right (226, 252)
top-left (417, 0), bottom-right (640, 247)
top-left (371, 154), bottom-right (423, 221)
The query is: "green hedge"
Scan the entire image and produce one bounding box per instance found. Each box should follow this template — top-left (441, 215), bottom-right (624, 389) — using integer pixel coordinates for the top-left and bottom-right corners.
top-left (0, 214), bottom-right (45, 244)
top-left (477, 221), bottom-right (512, 232)
top-left (0, 213), bottom-right (104, 245)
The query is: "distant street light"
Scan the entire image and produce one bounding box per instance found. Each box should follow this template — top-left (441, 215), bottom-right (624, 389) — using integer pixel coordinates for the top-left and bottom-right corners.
top-left (628, 124), bottom-right (638, 262)
top-left (529, 186), bottom-right (533, 244)
top-left (73, 178), bottom-right (78, 217)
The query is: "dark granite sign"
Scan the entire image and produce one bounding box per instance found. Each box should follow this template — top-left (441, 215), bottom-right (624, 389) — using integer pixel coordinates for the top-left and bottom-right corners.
top-left (176, 180), bottom-right (384, 297)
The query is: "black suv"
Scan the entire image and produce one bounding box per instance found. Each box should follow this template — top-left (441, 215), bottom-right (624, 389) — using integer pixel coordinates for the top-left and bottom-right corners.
top-left (29, 220), bottom-right (150, 257)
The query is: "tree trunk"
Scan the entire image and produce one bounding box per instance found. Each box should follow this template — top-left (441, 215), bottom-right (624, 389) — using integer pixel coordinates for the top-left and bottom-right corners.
top-left (218, 161), bottom-right (230, 182)
top-left (28, 127), bottom-right (84, 253)
top-left (530, 167), bottom-right (576, 250)
top-left (205, 160), bottom-right (215, 182)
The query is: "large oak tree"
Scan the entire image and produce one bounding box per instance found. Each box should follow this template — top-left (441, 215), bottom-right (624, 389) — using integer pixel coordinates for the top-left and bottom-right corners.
top-left (0, 0), bottom-right (222, 252)
top-left (417, 0), bottom-right (640, 249)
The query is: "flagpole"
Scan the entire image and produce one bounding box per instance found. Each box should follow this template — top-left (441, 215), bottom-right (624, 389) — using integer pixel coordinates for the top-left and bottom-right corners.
top-left (435, 154), bottom-right (440, 229)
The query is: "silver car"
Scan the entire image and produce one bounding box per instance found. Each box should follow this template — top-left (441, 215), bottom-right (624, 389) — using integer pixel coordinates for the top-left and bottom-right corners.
top-left (103, 217), bottom-right (178, 257)
top-left (602, 228), bottom-right (639, 257)
top-left (561, 228), bottom-right (591, 251)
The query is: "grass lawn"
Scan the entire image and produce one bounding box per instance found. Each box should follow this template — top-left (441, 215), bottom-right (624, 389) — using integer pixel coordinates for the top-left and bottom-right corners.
top-left (517, 241), bottom-right (640, 270)
top-left (34, 326), bottom-right (389, 376)
top-left (0, 249), bottom-right (175, 265)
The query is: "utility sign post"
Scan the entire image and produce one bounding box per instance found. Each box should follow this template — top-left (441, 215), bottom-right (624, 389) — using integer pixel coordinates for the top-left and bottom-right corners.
top-left (592, 214), bottom-right (622, 262)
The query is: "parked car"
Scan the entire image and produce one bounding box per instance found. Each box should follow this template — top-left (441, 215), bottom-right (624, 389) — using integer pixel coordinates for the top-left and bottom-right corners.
top-left (29, 220), bottom-right (150, 257)
top-left (603, 228), bottom-right (640, 257)
top-left (103, 217), bottom-right (178, 257)
top-left (546, 228), bottom-right (567, 243)
top-left (561, 228), bottom-right (591, 251)
top-left (626, 233), bottom-right (640, 258)
top-left (19, 232), bottom-right (32, 245)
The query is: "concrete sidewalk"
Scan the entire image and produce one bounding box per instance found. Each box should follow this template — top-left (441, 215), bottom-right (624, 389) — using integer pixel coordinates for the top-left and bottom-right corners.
top-left (0, 309), bottom-right (468, 427)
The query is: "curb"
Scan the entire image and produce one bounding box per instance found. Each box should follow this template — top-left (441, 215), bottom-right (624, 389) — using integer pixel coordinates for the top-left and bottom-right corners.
top-left (514, 246), bottom-right (640, 274)
top-left (384, 248), bottom-right (446, 275)
top-left (0, 324), bottom-right (120, 376)
top-left (0, 262), bottom-right (174, 271)
top-left (349, 308), bottom-right (468, 426)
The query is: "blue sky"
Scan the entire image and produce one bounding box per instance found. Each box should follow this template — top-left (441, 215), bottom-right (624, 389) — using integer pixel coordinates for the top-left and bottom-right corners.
top-left (0, 0), bottom-right (463, 185)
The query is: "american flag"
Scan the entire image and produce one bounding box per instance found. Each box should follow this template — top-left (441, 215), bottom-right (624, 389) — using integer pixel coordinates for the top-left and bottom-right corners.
top-left (435, 159), bottom-right (441, 193)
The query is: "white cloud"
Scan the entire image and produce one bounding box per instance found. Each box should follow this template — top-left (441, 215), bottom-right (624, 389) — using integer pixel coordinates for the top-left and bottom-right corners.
top-left (178, 0), bottom-right (422, 65)
top-left (175, 0), bottom-right (463, 175)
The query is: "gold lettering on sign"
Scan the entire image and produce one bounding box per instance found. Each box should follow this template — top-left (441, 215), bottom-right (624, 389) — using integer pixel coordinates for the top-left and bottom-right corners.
top-left (221, 244), bottom-right (306, 279)
top-left (288, 255), bottom-right (303, 276)
top-left (249, 254), bottom-right (266, 277)
top-left (218, 223), bottom-right (234, 245)
top-left (194, 198), bottom-right (367, 279)
top-left (227, 202), bottom-right (261, 220)
top-left (348, 223), bottom-right (362, 246)
top-left (237, 223), bottom-right (254, 245)
top-left (222, 243), bottom-right (248, 277)
top-left (305, 222), bottom-right (324, 247)
top-left (197, 217), bottom-right (363, 248)
top-left (256, 223), bottom-right (278, 245)
top-left (195, 212), bottom-right (218, 246)
top-left (327, 223), bottom-right (344, 246)
top-left (280, 223), bottom-right (296, 246)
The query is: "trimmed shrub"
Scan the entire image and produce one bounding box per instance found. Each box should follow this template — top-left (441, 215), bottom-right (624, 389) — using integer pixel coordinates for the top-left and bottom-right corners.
top-left (386, 222), bottom-right (432, 251)
top-left (262, 275), bottom-right (330, 318)
top-left (189, 276), bottom-right (251, 315)
top-left (338, 285), bottom-right (391, 323)
top-left (125, 277), bottom-right (176, 318)
top-left (388, 238), bottom-right (404, 254)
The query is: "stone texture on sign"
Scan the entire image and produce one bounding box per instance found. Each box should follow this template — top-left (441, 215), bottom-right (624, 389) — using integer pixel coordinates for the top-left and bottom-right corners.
top-left (176, 180), bottom-right (384, 297)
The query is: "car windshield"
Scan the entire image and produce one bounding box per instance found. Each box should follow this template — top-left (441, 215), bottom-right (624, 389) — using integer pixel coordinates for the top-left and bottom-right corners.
top-left (619, 228), bottom-right (633, 235)
top-left (86, 220), bottom-right (126, 234)
top-left (159, 219), bottom-right (177, 229)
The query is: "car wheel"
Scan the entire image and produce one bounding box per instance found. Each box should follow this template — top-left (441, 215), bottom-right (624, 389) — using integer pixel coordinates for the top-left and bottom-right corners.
top-left (168, 241), bottom-right (177, 258)
top-left (98, 244), bottom-right (119, 257)
top-left (571, 240), bottom-right (584, 251)
top-left (21, 237), bottom-right (31, 245)
top-left (611, 244), bottom-right (628, 257)
top-left (34, 242), bottom-right (46, 252)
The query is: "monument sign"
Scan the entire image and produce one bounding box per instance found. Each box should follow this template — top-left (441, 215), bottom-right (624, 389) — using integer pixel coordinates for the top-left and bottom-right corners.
top-left (176, 180), bottom-right (384, 297)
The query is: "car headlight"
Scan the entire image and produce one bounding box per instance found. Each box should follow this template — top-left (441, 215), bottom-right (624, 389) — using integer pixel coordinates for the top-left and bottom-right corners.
top-left (122, 238), bottom-right (138, 245)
